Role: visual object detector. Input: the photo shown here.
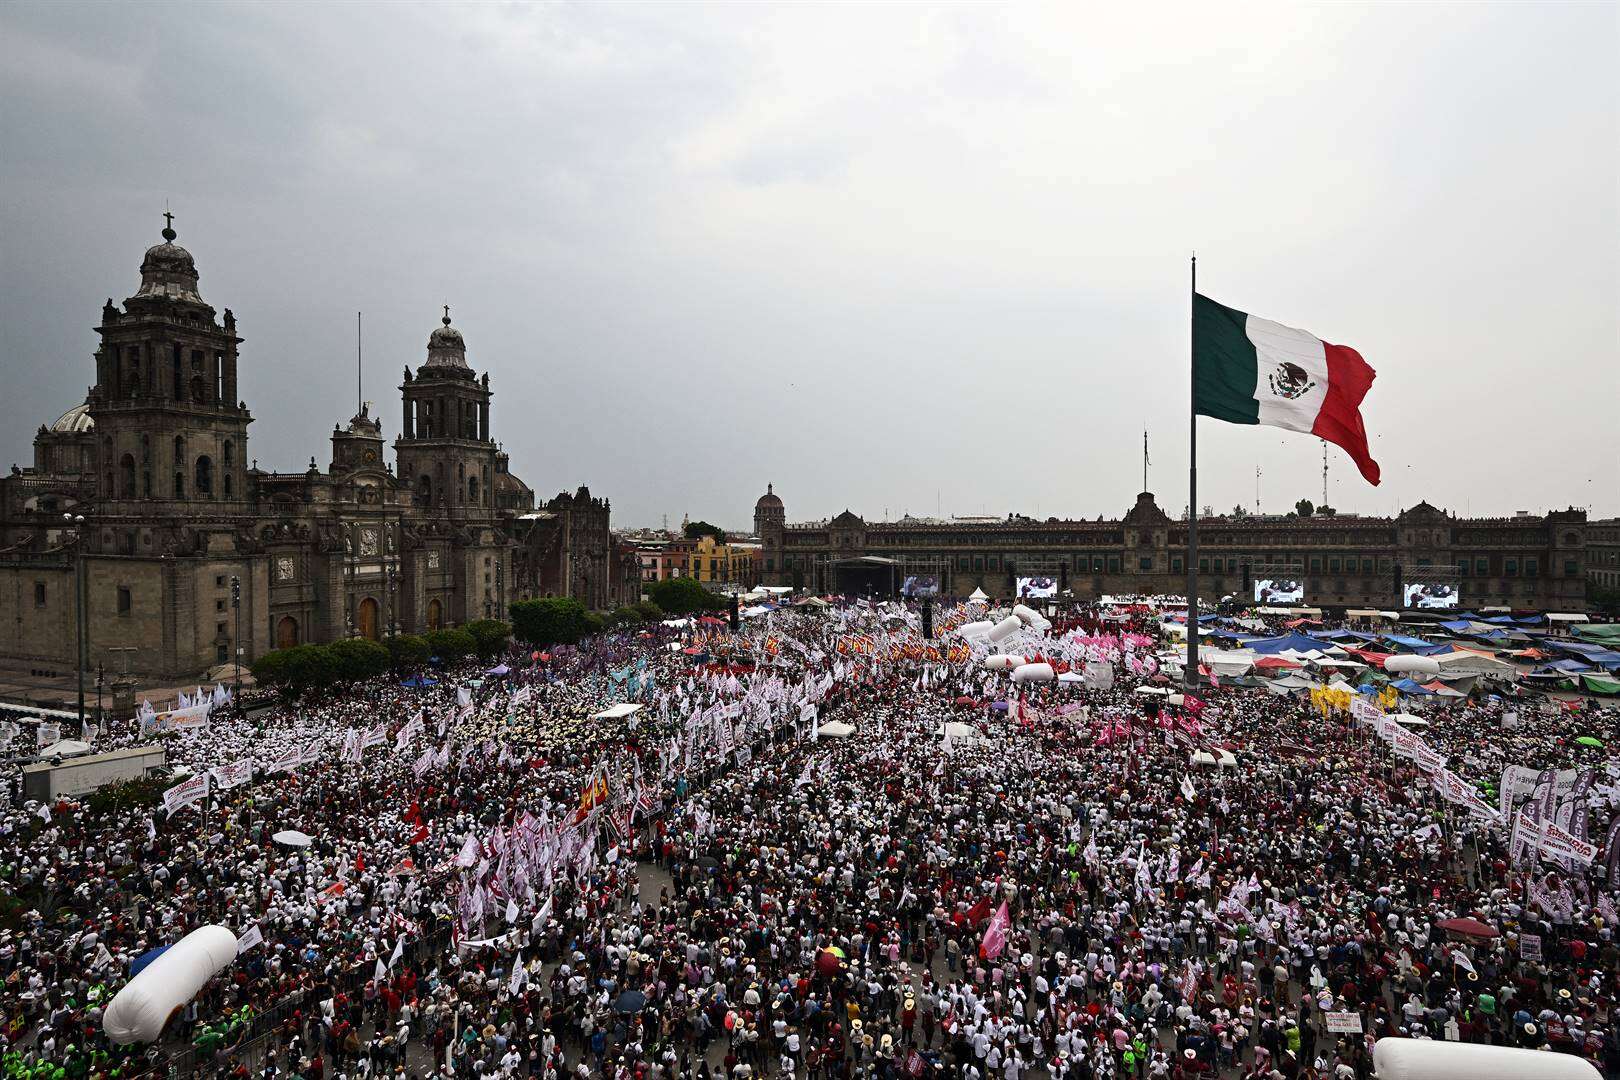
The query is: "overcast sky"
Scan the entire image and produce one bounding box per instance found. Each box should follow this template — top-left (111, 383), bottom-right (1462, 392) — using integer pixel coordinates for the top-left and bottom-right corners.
top-left (3, 2), bottom-right (1615, 531)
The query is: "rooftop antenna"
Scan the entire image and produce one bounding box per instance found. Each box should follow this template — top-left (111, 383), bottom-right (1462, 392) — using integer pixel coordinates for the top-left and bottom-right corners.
top-left (356, 311), bottom-right (363, 416)
top-left (1143, 428), bottom-right (1150, 492)
top-left (1255, 464), bottom-right (1261, 515)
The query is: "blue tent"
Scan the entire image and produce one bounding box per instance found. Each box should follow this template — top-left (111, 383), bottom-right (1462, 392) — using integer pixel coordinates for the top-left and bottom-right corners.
top-left (1381, 634), bottom-right (1451, 655)
top-left (1389, 678), bottom-right (1435, 695)
top-left (1247, 632), bottom-right (1338, 655)
top-left (400, 677), bottom-right (439, 688)
top-left (1438, 620), bottom-right (1475, 634)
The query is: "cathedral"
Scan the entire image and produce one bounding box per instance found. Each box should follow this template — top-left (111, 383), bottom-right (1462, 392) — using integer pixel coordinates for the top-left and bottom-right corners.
top-left (0, 217), bottom-right (637, 685)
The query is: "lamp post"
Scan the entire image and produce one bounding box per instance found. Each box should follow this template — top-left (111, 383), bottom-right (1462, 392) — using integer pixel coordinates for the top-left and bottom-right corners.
top-left (230, 575), bottom-right (242, 706)
top-left (63, 513), bottom-right (87, 733)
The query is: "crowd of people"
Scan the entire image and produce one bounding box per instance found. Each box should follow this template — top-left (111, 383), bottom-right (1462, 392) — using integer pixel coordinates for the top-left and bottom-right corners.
top-left (1, 598), bottom-right (1617, 1080)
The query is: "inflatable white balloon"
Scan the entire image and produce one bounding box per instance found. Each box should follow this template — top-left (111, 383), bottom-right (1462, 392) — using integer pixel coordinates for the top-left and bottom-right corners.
top-left (104, 925), bottom-right (238, 1045)
top-left (1372, 1038), bottom-right (1600, 1080)
top-left (1011, 605), bottom-right (1041, 625)
top-left (1011, 662), bottom-right (1055, 684)
top-left (985, 616), bottom-right (1023, 644)
top-left (956, 620), bottom-right (995, 639)
top-left (983, 654), bottom-right (1026, 671)
top-left (1384, 655), bottom-right (1441, 676)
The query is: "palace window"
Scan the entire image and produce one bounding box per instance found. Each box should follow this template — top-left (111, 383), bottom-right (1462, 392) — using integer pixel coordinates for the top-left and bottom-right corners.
top-left (117, 586), bottom-right (132, 615)
top-left (1505, 558), bottom-right (1517, 577)
top-left (1107, 556), bottom-right (1120, 573)
top-left (195, 455), bottom-right (213, 496)
top-left (34, 582), bottom-right (45, 608)
top-left (1139, 557), bottom-right (1153, 571)
top-left (1564, 559), bottom-right (1579, 576)
top-left (1526, 557), bottom-right (1539, 577)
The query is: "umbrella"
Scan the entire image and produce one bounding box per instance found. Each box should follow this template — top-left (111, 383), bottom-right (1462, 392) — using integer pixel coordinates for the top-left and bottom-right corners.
top-left (695, 855), bottom-right (720, 869)
top-left (990, 701), bottom-right (1009, 711)
top-left (272, 830), bottom-right (314, 848)
top-left (614, 990), bottom-right (647, 1013)
top-left (1575, 736), bottom-right (1604, 748)
top-left (1435, 917), bottom-right (1498, 940)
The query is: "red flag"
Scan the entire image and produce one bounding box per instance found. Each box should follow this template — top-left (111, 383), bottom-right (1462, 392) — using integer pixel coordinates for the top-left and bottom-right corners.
top-left (407, 822), bottom-right (429, 845)
top-left (355, 848), bottom-right (366, 872)
top-left (964, 895), bottom-right (993, 926)
top-left (979, 900), bottom-right (1010, 960)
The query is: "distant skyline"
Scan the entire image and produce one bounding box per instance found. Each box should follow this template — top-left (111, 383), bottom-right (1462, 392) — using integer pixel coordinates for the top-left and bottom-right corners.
top-left (3, 3), bottom-right (1616, 529)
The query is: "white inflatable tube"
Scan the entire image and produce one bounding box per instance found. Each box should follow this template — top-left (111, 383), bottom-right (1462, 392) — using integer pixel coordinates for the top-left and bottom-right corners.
top-left (984, 654), bottom-right (1026, 671)
top-left (1011, 662), bottom-right (1055, 684)
top-left (985, 616), bottom-right (1023, 644)
top-left (104, 925), bottom-right (238, 1045)
top-left (956, 620), bottom-right (995, 639)
top-left (1372, 1038), bottom-right (1599, 1080)
top-left (1384, 655), bottom-right (1442, 676)
top-left (1011, 604), bottom-right (1042, 625)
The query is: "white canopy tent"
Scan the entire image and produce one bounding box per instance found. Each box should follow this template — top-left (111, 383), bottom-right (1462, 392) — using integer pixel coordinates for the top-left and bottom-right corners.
top-left (818, 720), bottom-right (855, 738)
top-left (1190, 749), bottom-right (1238, 768)
top-left (38, 739), bottom-right (93, 758)
top-left (967, 588), bottom-right (990, 603)
top-left (590, 703), bottom-right (645, 721)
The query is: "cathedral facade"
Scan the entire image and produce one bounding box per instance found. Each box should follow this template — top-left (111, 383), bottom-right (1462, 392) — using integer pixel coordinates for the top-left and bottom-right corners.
top-left (0, 219), bottom-right (628, 684)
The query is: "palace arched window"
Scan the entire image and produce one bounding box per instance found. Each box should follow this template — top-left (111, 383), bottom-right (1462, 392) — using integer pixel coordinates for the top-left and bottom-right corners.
top-left (120, 454), bottom-right (136, 499)
top-left (195, 455), bottom-right (213, 496)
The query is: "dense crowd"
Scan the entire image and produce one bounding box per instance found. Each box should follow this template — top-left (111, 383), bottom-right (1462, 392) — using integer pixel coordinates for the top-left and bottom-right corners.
top-left (1, 601), bottom-right (1617, 1080)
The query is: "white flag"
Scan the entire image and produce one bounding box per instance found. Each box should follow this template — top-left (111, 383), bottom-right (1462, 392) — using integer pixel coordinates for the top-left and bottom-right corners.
top-left (374, 958), bottom-right (387, 984)
top-left (508, 954), bottom-right (527, 995)
top-left (505, 897), bottom-right (519, 924)
top-left (388, 936), bottom-right (405, 969)
top-left (237, 924), bottom-right (265, 954)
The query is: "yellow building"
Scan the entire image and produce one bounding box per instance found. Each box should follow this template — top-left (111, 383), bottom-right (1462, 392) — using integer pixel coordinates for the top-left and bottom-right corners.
top-left (686, 535), bottom-right (759, 587)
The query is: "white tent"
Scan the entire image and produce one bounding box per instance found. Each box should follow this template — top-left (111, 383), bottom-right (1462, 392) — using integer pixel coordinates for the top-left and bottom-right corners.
top-left (1433, 651), bottom-right (1516, 677)
top-left (1202, 649), bottom-right (1256, 677)
top-left (38, 739), bottom-right (92, 758)
top-left (272, 830), bottom-right (314, 848)
top-left (939, 721), bottom-right (976, 740)
top-left (1190, 749), bottom-right (1237, 768)
top-left (590, 703), bottom-right (644, 721)
top-left (1133, 686), bottom-right (1171, 696)
top-left (1392, 714), bottom-right (1430, 727)
top-left (967, 588), bottom-right (990, 603)
top-left (818, 720), bottom-right (855, 738)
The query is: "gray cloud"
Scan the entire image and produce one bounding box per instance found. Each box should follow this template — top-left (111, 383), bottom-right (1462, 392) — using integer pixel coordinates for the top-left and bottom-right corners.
top-left (3, 1), bottom-right (1615, 531)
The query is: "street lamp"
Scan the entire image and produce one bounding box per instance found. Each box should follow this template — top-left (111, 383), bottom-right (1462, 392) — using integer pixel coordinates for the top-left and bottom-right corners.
top-left (63, 513), bottom-right (86, 733)
top-left (230, 575), bottom-right (242, 706)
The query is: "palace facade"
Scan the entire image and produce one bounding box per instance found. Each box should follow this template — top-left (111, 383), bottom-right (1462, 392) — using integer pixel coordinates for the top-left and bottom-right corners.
top-left (754, 487), bottom-right (1590, 612)
top-left (0, 218), bottom-right (634, 685)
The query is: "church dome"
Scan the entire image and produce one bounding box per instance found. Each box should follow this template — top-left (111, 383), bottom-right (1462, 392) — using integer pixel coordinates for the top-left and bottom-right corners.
top-left (133, 217), bottom-right (204, 304)
top-left (422, 308), bottom-right (470, 371)
top-left (755, 483), bottom-right (782, 509)
top-left (50, 401), bottom-right (94, 433)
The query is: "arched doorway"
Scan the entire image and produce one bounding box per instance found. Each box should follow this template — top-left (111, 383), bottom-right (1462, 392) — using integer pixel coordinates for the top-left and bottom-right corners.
top-left (357, 597), bottom-right (379, 640)
top-left (427, 598), bottom-right (442, 630)
top-left (276, 615), bottom-right (299, 649)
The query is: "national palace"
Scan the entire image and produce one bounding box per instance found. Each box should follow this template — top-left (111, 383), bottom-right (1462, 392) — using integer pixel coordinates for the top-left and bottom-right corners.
top-left (0, 218), bottom-right (637, 685)
top-left (753, 487), bottom-right (1595, 613)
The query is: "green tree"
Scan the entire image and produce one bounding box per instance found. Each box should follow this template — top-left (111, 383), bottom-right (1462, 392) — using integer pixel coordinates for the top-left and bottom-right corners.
top-left (328, 637), bottom-right (391, 681)
top-left (648, 576), bottom-right (726, 615)
top-left (1317, 505), bottom-right (1337, 517)
top-left (1294, 498), bottom-right (1315, 518)
top-left (1590, 583), bottom-right (1620, 619)
top-left (683, 520), bottom-right (726, 542)
top-left (509, 597), bottom-right (592, 646)
top-left (632, 599), bottom-right (663, 623)
top-left (387, 633), bottom-right (431, 668)
top-left (603, 606), bottom-right (644, 630)
top-left (423, 628), bottom-right (477, 661)
top-left (1230, 504), bottom-right (1250, 518)
top-left (252, 643), bottom-right (338, 693)
top-left (463, 618), bottom-right (512, 658)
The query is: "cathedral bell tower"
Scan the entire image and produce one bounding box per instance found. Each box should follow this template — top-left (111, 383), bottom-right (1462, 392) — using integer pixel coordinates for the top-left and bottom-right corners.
top-left (89, 214), bottom-right (252, 508)
top-left (395, 308), bottom-right (496, 519)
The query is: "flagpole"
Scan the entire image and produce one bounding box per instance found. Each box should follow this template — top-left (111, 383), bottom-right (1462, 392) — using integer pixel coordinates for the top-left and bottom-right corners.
top-left (1186, 253), bottom-right (1200, 689)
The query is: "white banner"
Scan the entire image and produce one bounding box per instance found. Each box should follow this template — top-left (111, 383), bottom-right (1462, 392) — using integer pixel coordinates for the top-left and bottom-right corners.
top-left (163, 773), bottom-right (211, 817)
top-left (267, 746), bottom-right (304, 775)
top-left (210, 759), bottom-right (254, 790)
top-left (37, 722), bottom-right (61, 749)
top-left (236, 924), bottom-right (264, 954)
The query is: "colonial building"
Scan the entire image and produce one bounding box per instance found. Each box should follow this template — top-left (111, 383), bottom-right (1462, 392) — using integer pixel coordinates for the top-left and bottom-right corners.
top-left (0, 218), bottom-right (622, 685)
top-left (754, 487), bottom-right (1590, 612)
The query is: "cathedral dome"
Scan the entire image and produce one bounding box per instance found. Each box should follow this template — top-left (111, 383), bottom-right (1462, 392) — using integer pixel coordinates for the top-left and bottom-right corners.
top-left (133, 217), bottom-right (204, 304)
top-left (422, 307), bottom-right (470, 371)
top-left (50, 401), bottom-right (94, 433)
top-left (755, 483), bottom-right (782, 509)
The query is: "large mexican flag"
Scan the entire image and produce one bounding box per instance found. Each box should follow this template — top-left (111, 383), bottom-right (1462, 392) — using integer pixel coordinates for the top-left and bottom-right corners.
top-left (1193, 292), bottom-right (1381, 485)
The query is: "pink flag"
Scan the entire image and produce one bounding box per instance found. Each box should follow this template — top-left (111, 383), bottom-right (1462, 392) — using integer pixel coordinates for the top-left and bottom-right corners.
top-left (979, 900), bottom-right (1010, 960)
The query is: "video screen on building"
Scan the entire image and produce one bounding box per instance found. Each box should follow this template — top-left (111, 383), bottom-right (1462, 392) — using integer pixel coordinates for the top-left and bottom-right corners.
top-left (1405, 582), bottom-right (1459, 609)
top-left (901, 575), bottom-right (939, 598)
top-left (1016, 576), bottom-right (1058, 600)
top-left (1254, 579), bottom-right (1304, 605)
